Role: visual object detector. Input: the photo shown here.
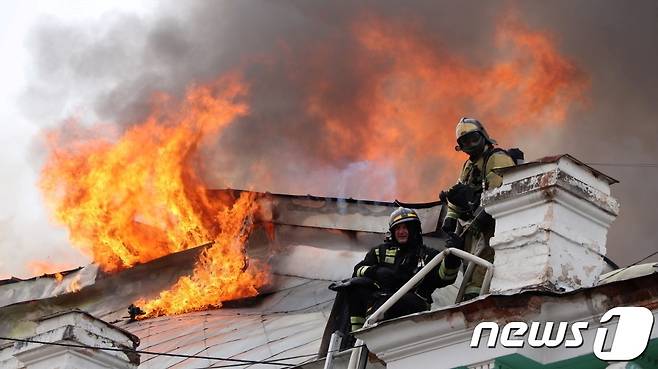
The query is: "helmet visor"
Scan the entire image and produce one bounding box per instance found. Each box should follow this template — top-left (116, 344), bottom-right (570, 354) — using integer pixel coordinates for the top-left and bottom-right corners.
top-left (457, 131), bottom-right (483, 151)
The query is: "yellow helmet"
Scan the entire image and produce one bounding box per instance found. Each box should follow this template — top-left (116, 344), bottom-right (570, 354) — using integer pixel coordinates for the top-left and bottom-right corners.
top-left (455, 117), bottom-right (497, 149)
top-left (388, 207), bottom-right (421, 231)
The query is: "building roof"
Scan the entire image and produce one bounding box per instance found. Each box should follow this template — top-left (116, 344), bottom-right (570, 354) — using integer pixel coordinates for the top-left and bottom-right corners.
top-left (2, 183), bottom-right (642, 368)
top-left (0, 190), bottom-right (451, 368)
top-left (126, 276), bottom-right (334, 368)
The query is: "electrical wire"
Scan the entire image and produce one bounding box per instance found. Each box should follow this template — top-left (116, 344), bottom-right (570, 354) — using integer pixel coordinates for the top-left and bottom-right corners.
top-left (199, 344), bottom-right (367, 369)
top-left (0, 336), bottom-right (296, 367)
top-left (599, 250), bottom-right (658, 282)
top-left (187, 339), bottom-right (319, 368)
top-left (0, 335), bottom-right (365, 368)
top-left (585, 163), bottom-right (658, 168)
top-left (201, 355), bottom-right (316, 369)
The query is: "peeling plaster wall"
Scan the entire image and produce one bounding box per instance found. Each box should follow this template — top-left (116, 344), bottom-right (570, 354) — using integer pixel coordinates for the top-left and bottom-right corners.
top-left (355, 273), bottom-right (658, 369)
top-left (483, 156), bottom-right (619, 293)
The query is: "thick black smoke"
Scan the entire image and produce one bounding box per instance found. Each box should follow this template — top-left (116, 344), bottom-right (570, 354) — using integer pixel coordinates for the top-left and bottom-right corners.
top-left (22, 0), bottom-right (658, 267)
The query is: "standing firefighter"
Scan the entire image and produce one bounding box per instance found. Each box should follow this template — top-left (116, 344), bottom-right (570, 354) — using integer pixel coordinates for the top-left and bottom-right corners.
top-left (345, 207), bottom-right (461, 332)
top-left (441, 117), bottom-right (517, 300)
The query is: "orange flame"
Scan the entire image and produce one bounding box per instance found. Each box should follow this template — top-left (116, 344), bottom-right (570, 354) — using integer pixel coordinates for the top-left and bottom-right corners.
top-left (54, 272), bottom-right (64, 282)
top-left (137, 191), bottom-right (269, 317)
top-left (301, 14), bottom-right (588, 199)
top-left (36, 11), bottom-right (587, 317)
top-left (66, 274), bottom-right (81, 293)
top-left (27, 260), bottom-right (73, 277)
top-left (39, 74), bottom-right (269, 316)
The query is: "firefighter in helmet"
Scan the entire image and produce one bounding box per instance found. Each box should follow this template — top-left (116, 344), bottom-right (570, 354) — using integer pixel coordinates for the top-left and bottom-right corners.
top-left (346, 207), bottom-right (461, 332)
top-left (441, 117), bottom-right (516, 300)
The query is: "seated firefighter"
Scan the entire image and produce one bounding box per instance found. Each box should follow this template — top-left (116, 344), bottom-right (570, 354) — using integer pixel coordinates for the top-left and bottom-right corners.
top-left (345, 207), bottom-right (461, 332)
top-left (441, 117), bottom-right (517, 300)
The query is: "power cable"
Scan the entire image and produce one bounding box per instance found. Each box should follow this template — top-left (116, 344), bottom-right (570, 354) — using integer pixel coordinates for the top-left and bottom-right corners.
top-left (585, 163), bottom-right (658, 168)
top-left (199, 336), bottom-right (342, 368)
top-left (0, 335), bottom-right (364, 368)
top-left (199, 344), bottom-right (367, 369)
top-left (599, 250), bottom-right (658, 283)
top-left (0, 336), bottom-right (296, 367)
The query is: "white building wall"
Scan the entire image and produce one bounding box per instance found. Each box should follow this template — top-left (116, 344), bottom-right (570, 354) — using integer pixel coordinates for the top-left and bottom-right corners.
top-left (0, 310), bottom-right (139, 369)
top-left (482, 156), bottom-right (619, 293)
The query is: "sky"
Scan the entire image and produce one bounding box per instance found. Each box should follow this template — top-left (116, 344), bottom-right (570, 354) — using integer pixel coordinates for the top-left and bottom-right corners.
top-left (0, 1), bottom-right (157, 277)
top-left (1, 0), bottom-right (657, 278)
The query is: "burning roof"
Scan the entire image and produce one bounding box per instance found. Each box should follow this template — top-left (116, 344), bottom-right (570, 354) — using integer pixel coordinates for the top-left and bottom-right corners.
top-left (0, 178), bottom-right (651, 368)
top-left (21, 7), bottom-right (593, 321)
top-left (0, 191), bottom-right (454, 368)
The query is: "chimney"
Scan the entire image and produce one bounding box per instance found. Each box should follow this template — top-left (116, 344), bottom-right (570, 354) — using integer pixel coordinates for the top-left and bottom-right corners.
top-left (0, 310), bottom-right (139, 369)
top-left (481, 155), bottom-right (619, 293)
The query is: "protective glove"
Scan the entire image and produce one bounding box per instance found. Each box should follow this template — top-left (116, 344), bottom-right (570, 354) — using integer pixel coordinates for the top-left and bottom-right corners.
top-left (441, 217), bottom-right (458, 234)
top-left (447, 183), bottom-right (480, 209)
top-left (444, 232), bottom-right (464, 269)
top-left (364, 265), bottom-right (404, 290)
top-left (439, 190), bottom-right (448, 203)
top-left (364, 265), bottom-right (394, 280)
top-left (445, 232), bottom-right (464, 250)
top-left (329, 277), bottom-right (379, 291)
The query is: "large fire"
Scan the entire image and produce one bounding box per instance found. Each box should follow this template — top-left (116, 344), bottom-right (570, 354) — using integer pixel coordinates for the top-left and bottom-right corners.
top-left (300, 14), bottom-right (587, 198)
top-left (39, 74), bottom-right (269, 316)
top-left (137, 191), bottom-right (267, 316)
top-left (36, 12), bottom-right (587, 318)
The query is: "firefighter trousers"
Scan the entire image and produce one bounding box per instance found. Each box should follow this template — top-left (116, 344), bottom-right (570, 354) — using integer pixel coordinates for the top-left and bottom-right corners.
top-left (345, 284), bottom-right (430, 331)
top-left (463, 227), bottom-right (495, 297)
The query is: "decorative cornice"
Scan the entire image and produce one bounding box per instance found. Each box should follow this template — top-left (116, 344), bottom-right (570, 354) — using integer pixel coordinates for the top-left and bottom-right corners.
top-left (356, 274), bottom-right (658, 367)
top-left (483, 170), bottom-right (619, 218)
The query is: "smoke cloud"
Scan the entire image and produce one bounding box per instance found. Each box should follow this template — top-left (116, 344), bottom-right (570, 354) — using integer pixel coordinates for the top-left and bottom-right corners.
top-left (17, 0), bottom-right (658, 271)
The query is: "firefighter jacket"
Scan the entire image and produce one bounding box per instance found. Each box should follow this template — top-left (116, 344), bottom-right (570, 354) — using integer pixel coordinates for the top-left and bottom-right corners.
top-left (446, 147), bottom-right (515, 221)
top-left (352, 240), bottom-right (459, 304)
